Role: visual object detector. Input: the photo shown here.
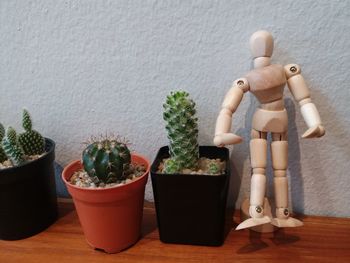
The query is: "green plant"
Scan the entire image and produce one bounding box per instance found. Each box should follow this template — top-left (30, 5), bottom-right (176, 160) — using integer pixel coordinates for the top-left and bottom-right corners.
top-left (82, 137), bottom-right (131, 184)
top-left (163, 159), bottom-right (181, 174)
top-left (0, 123), bottom-right (8, 163)
top-left (208, 161), bottom-right (220, 175)
top-left (18, 109), bottom-right (45, 155)
top-left (2, 127), bottom-right (25, 165)
top-left (163, 91), bottom-right (199, 172)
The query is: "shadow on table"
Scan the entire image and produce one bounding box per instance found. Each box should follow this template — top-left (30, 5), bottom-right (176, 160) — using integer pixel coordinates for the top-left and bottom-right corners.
top-left (142, 201), bottom-right (158, 237)
top-left (57, 198), bottom-right (76, 219)
top-left (237, 229), bottom-right (300, 254)
top-left (237, 231), bottom-right (269, 253)
top-left (270, 229), bottom-right (300, 246)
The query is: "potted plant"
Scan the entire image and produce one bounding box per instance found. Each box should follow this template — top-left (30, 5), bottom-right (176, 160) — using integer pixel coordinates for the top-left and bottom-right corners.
top-left (151, 91), bottom-right (231, 246)
top-left (62, 135), bottom-right (150, 253)
top-left (0, 110), bottom-right (57, 240)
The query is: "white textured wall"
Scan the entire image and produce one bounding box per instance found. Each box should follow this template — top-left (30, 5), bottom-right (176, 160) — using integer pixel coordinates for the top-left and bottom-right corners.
top-left (1, 0), bottom-right (349, 217)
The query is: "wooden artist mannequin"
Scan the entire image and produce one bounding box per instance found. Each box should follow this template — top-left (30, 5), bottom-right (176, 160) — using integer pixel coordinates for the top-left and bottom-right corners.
top-left (214, 30), bottom-right (325, 230)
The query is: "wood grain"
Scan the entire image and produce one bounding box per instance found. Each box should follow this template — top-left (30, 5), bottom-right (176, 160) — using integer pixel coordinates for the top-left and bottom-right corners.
top-left (0, 199), bottom-right (349, 263)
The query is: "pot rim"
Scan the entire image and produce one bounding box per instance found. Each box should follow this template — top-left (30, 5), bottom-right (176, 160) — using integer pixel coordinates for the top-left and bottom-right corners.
top-left (62, 152), bottom-right (150, 192)
top-left (151, 145), bottom-right (230, 177)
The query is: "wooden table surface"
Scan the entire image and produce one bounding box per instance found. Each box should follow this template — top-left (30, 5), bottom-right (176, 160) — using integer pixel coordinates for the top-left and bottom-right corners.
top-left (0, 199), bottom-right (349, 263)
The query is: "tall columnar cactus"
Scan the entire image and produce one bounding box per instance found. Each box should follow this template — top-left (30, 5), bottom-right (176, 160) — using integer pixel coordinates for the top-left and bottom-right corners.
top-left (163, 91), bottom-right (199, 172)
top-left (0, 123), bottom-right (8, 162)
top-left (18, 109), bottom-right (45, 155)
top-left (2, 127), bottom-right (25, 165)
top-left (82, 138), bottom-right (131, 184)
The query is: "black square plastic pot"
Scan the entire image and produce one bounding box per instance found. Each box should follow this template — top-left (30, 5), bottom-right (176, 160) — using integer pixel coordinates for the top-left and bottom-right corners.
top-left (0, 138), bottom-right (58, 240)
top-left (151, 146), bottom-right (230, 246)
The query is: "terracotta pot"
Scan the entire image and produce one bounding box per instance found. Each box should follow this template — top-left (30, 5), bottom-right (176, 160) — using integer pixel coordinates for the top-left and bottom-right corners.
top-left (62, 153), bottom-right (150, 253)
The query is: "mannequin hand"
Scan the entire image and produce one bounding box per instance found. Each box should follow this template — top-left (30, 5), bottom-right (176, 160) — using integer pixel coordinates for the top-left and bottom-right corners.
top-left (302, 125), bottom-right (325, 139)
top-left (214, 133), bottom-right (243, 147)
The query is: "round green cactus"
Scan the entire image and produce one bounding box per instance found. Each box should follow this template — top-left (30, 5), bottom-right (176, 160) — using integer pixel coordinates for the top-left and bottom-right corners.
top-left (163, 91), bottom-right (199, 171)
top-left (0, 123), bottom-right (8, 162)
top-left (2, 127), bottom-right (25, 165)
top-left (82, 138), bottom-right (131, 184)
top-left (18, 109), bottom-right (45, 155)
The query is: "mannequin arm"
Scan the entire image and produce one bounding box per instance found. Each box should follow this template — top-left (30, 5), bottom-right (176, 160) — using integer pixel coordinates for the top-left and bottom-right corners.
top-left (284, 64), bottom-right (325, 138)
top-left (214, 78), bottom-right (249, 146)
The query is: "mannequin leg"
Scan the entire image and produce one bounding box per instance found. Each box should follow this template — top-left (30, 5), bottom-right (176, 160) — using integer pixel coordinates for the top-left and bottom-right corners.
top-left (249, 129), bottom-right (267, 218)
top-left (236, 129), bottom-right (271, 230)
top-left (270, 132), bottom-right (303, 227)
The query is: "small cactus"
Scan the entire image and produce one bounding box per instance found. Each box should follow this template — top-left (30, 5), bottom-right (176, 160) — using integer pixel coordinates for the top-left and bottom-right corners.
top-left (208, 161), bottom-right (220, 175)
top-left (2, 127), bottom-right (25, 165)
top-left (0, 123), bottom-right (4, 139)
top-left (0, 123), bottom-right (8, 162)
top-left (163, 159), bottom-right (181, 174)
top-left (82, 137), bottom-right (131, 184)
top-left (18, 109), bottom-right (45, 155)
top-left (163, 91), bottom-right (199, 172)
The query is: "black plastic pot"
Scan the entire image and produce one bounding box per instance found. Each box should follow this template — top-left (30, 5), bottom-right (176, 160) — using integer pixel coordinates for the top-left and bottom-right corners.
top-left (0, 138), bottom-right (58, 240)
top-left (151, 146), bottom-right (231, 246)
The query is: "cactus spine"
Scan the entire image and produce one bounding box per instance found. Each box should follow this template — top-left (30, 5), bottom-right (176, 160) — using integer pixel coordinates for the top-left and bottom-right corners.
top-left (163, 91), bottom-right (199, 172)
top-left (82, 138), bottom-right (131, 184)
top-left (2, 127), bottom-right (25, 165)
top-left (0, 123), bottom-right (8, 162)
top-left (18, 109), bottom-right (45, 155)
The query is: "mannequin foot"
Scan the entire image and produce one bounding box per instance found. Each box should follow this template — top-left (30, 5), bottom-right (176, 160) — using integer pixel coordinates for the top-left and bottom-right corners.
top-left (236, 216), bottom-right (271, 230)
top-left (271, 217), bottom-right (303, 227)
top-left (236, 205), bottom-right (271, 230)
top-left (271, 208), bottom-right (303, 227)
